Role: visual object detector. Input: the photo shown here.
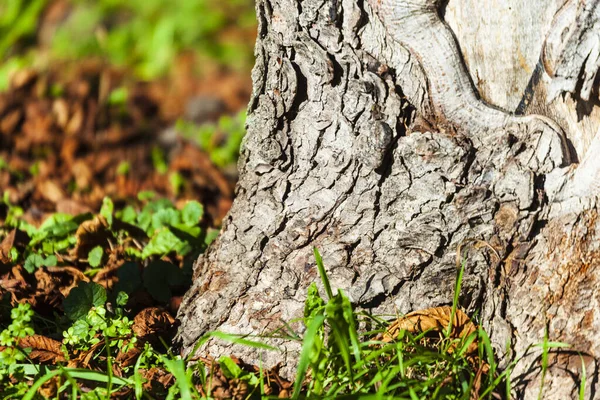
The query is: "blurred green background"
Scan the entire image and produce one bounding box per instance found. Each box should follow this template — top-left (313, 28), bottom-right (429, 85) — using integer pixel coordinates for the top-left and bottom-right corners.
top-left (0, 0), bottom-right (257, 89)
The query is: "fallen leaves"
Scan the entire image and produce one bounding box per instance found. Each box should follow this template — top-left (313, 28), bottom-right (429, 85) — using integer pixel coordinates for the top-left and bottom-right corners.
top-left (18, 334), bottom-right (65, 363)
top-left (0, 65), bottom-right (235, 229)
top-left (0, 229), bottom-right (28, 265)
top-left (383, 306), bottom-right (477, 346)
top-left (382, 305), bottom-right (490, 381)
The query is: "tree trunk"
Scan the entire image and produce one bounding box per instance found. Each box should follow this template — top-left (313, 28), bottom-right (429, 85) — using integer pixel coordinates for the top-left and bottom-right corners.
top-left (177, 0), bottom-right (600, 397)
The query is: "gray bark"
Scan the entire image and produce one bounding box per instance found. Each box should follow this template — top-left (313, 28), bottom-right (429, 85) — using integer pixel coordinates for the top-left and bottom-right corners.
top-left (177, 0), bottom-right (600, 398)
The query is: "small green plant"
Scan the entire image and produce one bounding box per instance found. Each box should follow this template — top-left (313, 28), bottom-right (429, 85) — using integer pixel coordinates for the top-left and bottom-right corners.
top-left (62, 283), bottom-right (135, 354)
top-left (0, 303), bottom-right (35, 380)
top-left (116, 161), bottom-right (130, 176)
top-left (2, 193), bottom-right (210, 273)
top-left (176, 111), bottom-right (246, 167)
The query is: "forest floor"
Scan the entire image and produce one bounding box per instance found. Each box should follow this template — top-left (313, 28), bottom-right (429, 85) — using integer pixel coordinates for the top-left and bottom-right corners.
top-left (0, 60), bottom-right (298, 398)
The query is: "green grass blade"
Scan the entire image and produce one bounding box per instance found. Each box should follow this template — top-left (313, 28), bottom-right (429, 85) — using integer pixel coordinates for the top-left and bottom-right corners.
top-left (579, 354), bottom-right (586, 400)
top-left (446, 258), bottom-right (466, 337)
top-left (340, 290), bottom-right (362, 363)
top-left (162, 357), bottom-right (194, 400)
top-left (292, 313), bottom-right (326, 399)
top-left (209, 331), bottom-right (278, 350)
top-left (478, 328), bottom-right (496, 384)
top-left (62, 368), bottom-right (133, 385)
top-left (133, 349), bottom-right (147, 399)
top-left (314, 247), bottom-right (334, 299)
top-left (23, 369), bottom-right (62, 400)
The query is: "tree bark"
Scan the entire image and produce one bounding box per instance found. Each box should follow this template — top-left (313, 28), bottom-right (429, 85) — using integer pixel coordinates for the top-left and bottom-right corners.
top-left (177, 0), bottom-right (600, 397)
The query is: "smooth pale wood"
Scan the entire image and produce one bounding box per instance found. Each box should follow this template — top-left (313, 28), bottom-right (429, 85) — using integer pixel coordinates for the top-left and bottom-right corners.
top-left (445, 0), bottom-right (563, 112)
top-left (447, 0), bottom-right (600, 189)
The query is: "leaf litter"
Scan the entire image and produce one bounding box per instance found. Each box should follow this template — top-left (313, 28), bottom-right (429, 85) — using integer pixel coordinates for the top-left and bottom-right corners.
top-left (0, 64), bottom-right (292, 399)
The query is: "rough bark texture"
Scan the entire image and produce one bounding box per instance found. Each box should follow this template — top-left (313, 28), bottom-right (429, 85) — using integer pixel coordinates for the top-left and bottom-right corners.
top-left (177, 0), bottom-right (600, 398)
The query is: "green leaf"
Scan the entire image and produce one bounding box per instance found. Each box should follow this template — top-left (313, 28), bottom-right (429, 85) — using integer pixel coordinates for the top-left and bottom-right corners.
top-left (9, 247), bottom-right (19, 262)
top-left (170, 223), bottom-right (201, 238)
top-left (41, 236), bottom-right (75, 254)
top-left (38, 213), bottom-right (75, 232)
top-left (151, 146), bottom-right (168, 174)
top-left (142, 228), bottom-right (188, 259)
top-left (107, 87), bottom-right (128, 105)
top-left (304, 283), bottom-right (325, 322)
top-left (137, 191), bottom-right (156, 202)
top-left (151, 208), bottom-right (180, 231)
top-left (88, 246), bottom-right (103, 267)
top-left (169, 171), bottom-right (184, 196)
top-left (161, 357), bottom-right (194, 400)
top-left (219, 356), bottom-right (243, 379)
top-left (314, 248), bottom-right (333, 299)
top-left (293, 314), bottom-right (326, 399)
top-left (42, 254), bottom-right (57, 267)
top-left (118, 205), bottom-right (137, 224)
top-left (116, 291), bottom-right (129, 307)
top-left (136, 210), bottom-right (152, 234)
top-left (181, 201), bottom-right (203, 226)
top-left (100, 197), bottom-right (114, 227)
top-left (143, 198), bottom-right (174, 213)
top-left (71, 319), bottom-right (90, 339)
top-left (63, 282), bottom-right (107, 321)
top-left (208, 331), bottom-right (277, 350)
top-left (124, 247), bottom-right (142, 259)
top-left (205, 228), bottom-right (219, 246)
top-left (31, 213), bottom-right (92, 245)
top-left (23, 254), bottom-right (44, 273)
top-left (66, 368), bottom-right (132, 385)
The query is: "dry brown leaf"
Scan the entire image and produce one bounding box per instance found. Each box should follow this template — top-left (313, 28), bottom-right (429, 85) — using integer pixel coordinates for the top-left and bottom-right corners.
top-left (383, 305), bottom-right (478, 356)
top-left (140, 367), bottom-right (174, 396)
top-left (71, 159), bottom-right (93, 189)
top-left (65, 104), bottom-right (84, 135)
top-left (382, 305), bottom-right (492, 375)
top-left (67, 341), bottom-right (104, 369)
top-left (46, 265), bottom-right (89, 296)
top-left (0, 109), bottom-right (22, 134)
top-left (384, 306), bottom-right (476, 340)
top-left (11, 265), bottom-right (26, 284)
top-left (71, 215), bottom-right (111, 260)
top-left (38, 375), bottom-right (59, 399)
top-left (52, 98), bottom-right (69, 128)
top-left (19, 334), bottom-right (65, 363)
top-left (37, 180), bottom-right (66, 203)
top-left (55, 199), bottom-right (93, 215)
top-left (115, 343), bottom-right (142, 368)
top-left (10, 69), bottom-right (37, 89)
top-left (0, 229), bottom-right (29, 265)
top-left (32, 266), bottom-right (88, 308)
top-left (132, 307), bottom-right (176, 342)
top-left (0, 230), bottom-right (16, 264)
